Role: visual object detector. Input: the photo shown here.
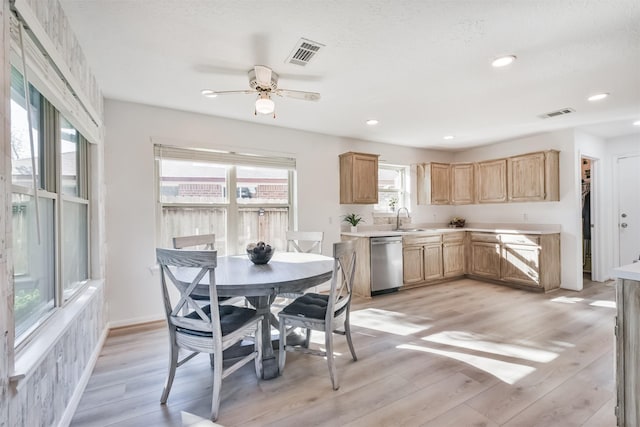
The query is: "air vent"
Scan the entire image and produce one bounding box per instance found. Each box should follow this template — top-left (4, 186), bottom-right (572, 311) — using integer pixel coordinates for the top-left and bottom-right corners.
top-left (539, 108), bottom-right (575, 119)
top-left (286, 38), bottom-right (325, 66)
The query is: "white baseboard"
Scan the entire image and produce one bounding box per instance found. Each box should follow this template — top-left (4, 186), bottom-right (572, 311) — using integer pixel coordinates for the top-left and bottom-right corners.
top-left (57, 325), bottom-right (109, 427)
top-left (108, 314), bottom-right (165, 329)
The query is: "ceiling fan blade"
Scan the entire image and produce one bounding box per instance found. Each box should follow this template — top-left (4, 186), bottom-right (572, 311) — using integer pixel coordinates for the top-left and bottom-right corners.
top-left (254, 65), bottom-right (273, 88)
top-left (202, 89), bottom-right (257, 97)
top-left (274, 89), bottom-right (321, 101)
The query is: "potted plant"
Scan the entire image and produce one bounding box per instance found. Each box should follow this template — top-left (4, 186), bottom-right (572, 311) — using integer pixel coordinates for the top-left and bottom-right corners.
top-left (388, 196), bottom-right (398, 212)
top-left (343, 213), bottom-right (364, 232)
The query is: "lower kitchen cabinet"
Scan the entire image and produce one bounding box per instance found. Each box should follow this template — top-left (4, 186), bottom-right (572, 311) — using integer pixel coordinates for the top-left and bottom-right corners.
top-left (402, 245), bottom-right (424, 285)
top-left (443, 232), bottom-right (465, 277)
top-left (423, 244), bottom-right (444, 281)
top-left (470, 241), bottom-right (501, 279)
top-left (469, 232), bottom-right (560, 292)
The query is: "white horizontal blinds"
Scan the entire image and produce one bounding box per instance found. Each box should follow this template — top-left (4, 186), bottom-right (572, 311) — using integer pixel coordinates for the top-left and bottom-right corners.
top-left (154, 145), bottom-right (296, 170)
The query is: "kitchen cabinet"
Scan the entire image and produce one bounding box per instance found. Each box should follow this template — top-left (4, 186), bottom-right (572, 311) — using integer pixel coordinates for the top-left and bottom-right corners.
top-left (450, 163), bottom-right (474, 205)
top-left (475, 159), bottom-right (507, 203)
top-left (339, 152), bottom-right (379, 204)
top-left (417, 162), bottom-right (450, 205)
top-left (468, 232), bottom-right (560, 291)
top-left (469, 233), bottom-right (502, 279)
top-left (402, 233), bottom-right (465, 286)
top-left (402, 245), bottom-right (424, 285)
top-left (613, 269), bottom-right (640, 427)
top-left (507, 150), bottom-right (559, 202)
top-left (443, 232), bottom-right (465, 277)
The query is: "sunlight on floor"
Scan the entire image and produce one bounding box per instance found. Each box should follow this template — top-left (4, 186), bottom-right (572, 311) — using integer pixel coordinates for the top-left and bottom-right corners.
top-left (398, 343), bottom-right (536, 384)
top-left (590, 300), bottom-right (616, 308)
top-left (350, 308), bottom-right (431, 336)
top-left (550, 296), bottom-right (584, 304)
top-left (422, 331), bottom-right (558, 363)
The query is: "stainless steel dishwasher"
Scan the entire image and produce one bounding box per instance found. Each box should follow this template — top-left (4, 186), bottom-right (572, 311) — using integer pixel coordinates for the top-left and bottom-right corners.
top-left (370, 236), bottom-right (404, 295)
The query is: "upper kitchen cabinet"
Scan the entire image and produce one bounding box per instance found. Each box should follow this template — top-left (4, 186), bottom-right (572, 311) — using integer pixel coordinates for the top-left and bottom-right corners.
top-left (508, 150), bottom-right (560, 202)
top-left (475, 159), bottom-right (507, 203)
top-left (417, 162), bottom-right (450, 205)
top-left (340, 152), bottom-right (379, 204)
top-left (450, 163), bottom-right (474, 205)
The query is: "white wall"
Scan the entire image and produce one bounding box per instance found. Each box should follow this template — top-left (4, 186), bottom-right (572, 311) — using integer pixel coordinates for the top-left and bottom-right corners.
top-left (104, 100), bottom-right (454, 325)
top-left (451, 130), bottom-right (582, 290)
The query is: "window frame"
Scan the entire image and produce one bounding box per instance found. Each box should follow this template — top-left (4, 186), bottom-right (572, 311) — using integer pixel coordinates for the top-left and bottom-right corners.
top-left (155, 145), bottom-right (296, 256)
top-left (375, 163), bottom-right (410, 213)
top-left (10, 66), bottom-right (92, 348)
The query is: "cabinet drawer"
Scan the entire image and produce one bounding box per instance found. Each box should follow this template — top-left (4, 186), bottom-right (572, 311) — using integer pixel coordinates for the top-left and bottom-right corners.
top-left (403, 234), bottom-right (442, 245)
top-left (469, 232), bottom-right (499, 243)
top-left (443, 232), bottom-right (465, 243)
top-left (500, 234), bottom-right (540, 246)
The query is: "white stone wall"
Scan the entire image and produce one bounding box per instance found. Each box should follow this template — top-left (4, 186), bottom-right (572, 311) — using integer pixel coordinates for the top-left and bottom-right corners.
top-left (0, 0), bottom-right (106, 426)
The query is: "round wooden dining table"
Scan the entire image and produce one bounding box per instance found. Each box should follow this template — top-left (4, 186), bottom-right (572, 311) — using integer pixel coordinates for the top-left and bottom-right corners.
top-left (185, 251), bottom-right (334, 379)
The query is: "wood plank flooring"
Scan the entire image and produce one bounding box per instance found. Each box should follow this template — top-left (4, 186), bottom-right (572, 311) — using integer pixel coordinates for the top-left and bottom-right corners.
top-left (71, 278), bottom-right (617, 427)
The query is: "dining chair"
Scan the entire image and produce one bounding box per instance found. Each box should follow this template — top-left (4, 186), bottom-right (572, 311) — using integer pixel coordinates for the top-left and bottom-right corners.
top-left (277, 239), bottom-right (358, 390)
top-left (279, 230), bottom-right (324, 300)
top-left (156, 248), bottom-right (263, 421)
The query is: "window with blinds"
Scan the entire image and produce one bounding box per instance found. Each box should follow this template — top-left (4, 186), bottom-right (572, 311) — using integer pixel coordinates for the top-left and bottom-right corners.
top-left (155, 145), bottom-right (296, 255)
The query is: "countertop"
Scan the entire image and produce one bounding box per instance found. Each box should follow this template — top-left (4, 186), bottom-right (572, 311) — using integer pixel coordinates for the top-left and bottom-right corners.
top-left (341, 223), bottom-right (561, 238)
top-left (612, 262), bottom-right (640, 282)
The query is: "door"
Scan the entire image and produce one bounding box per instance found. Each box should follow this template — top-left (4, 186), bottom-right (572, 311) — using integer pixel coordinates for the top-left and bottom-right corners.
top-left (402, 246), bottom-right (424, 284)
top-left (619, 155), bottom-right (640, 265)
top-left (423, 244), bottom-right (443, 281)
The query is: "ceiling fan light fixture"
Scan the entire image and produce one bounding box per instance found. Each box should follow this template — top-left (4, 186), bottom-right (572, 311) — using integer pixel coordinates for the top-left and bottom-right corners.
top-left (255, 93), bottom-right (275, 115)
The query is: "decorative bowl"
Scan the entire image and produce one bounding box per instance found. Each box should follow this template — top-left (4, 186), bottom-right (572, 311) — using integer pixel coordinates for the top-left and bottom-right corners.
top-left (246, 242), bottom-right (274, 265)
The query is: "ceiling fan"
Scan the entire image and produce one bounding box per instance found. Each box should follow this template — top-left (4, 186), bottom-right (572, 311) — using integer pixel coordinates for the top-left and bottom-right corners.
top-left (201, 65), bottom-right (321, 117)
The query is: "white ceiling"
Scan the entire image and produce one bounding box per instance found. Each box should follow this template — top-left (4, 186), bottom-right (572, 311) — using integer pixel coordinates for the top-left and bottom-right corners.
top-left (58, 0), bottom-right (640, 150)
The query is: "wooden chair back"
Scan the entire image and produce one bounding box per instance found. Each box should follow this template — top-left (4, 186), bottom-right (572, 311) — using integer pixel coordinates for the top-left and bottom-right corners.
top-left (286, 231), bottom-right (323, 254)
top-left (326, 240), bottom-right (357, 325)
top-left (172, 234), bottom-right (216, 250)
top-left (156, 248), bottom-right (221, 340)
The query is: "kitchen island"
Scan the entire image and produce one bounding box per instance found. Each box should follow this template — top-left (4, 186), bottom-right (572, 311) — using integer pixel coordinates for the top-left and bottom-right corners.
top-left (342, 223), bottom-right (561, 297)
top-left (612, 262), bottom-right (640, 427)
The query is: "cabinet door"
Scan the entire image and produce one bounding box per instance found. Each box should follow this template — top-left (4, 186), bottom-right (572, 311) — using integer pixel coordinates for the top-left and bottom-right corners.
top-left (501, 243), bottom-right (540, 286)
top-left (476, 159), bottom-right (507, 203)
top-left (508, 152), bottom-right (545, 202)
top-left (451, 163), bottom-right (474, 205)
top-left (403, 246), bottom-right (424, 284)
top-left (423, 244), bottom-right (444, 281)
top-left (443, 242), bottom-right (465, 277)
top-left (340, 152), bottom-right (379, 204)
top-left (470, 242), bottom-right (501, 278)
top-left (417, 163), bottom-right (450, 205)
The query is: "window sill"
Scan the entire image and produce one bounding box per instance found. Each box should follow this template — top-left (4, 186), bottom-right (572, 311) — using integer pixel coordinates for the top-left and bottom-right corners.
top-left (10, 279), bottom-right (104, 389)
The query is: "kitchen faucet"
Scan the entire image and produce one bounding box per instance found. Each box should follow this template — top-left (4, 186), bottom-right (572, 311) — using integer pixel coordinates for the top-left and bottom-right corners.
top-left (396, 207), bottom-right (410, 230)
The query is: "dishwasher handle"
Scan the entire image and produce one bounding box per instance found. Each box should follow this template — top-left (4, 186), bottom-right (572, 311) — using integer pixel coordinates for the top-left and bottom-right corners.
top-left (371, 240), bottom-right (402, 246)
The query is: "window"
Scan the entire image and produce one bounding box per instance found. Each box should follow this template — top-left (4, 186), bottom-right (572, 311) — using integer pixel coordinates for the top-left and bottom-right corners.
top-left (10, 66), bottom-right (91, 343)
top-left (375, 164), bottom-right (409, 212)
top-left (156, 146), bottom-right (295, 255)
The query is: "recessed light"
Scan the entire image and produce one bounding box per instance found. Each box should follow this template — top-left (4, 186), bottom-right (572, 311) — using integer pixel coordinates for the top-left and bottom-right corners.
top-left (201, 89), bottom-right (218, 98)
top-left (491, 55), bottom-right (516, 68)
top-left (634, 120), bottom-right (640, 126)
top-left (443, 135), bottom-right (455, 140)
top-left (587, 93), bottom-right (609, 102)
top-left (366, 119), bottom-right (379, 126)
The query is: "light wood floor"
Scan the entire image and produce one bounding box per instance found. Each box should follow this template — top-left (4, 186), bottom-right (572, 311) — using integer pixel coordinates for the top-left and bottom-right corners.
top-left (71, 278), bottom-right (618, 427)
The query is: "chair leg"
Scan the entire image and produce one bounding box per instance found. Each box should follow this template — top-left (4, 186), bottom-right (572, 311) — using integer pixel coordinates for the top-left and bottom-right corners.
top-left (278, 318), bottom-right (287, 375)
top-left (210, 350), bottom-right (223, 421)
top-left (345, 318), bottom-right (358, 362)
top-left (303, 328), bottom-right (312, 348)
top-left (254, 319), bottom-right (263, 378)
top-left (161, 341), bottom-right (179, 404)
top-left (325, 330), bottom-right (339, 390)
